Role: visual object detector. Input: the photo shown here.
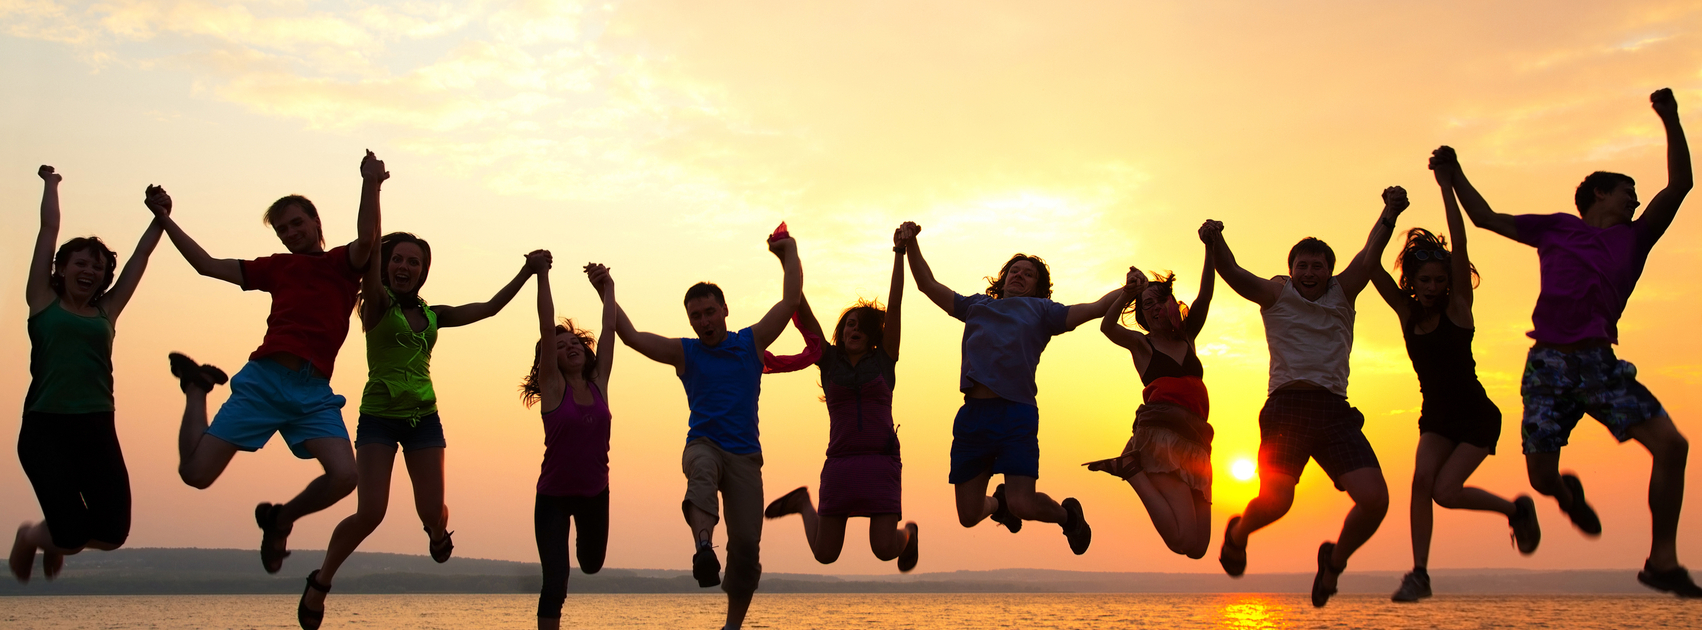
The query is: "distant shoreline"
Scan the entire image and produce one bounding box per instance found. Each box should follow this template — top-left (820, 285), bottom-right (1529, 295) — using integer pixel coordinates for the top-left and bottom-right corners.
top-left (0, 548), bottom-right (1654, 596)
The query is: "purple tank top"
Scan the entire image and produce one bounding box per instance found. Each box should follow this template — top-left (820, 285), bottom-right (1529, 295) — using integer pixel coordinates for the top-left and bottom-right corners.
top-left (538, 382), bottom-right (611, 497)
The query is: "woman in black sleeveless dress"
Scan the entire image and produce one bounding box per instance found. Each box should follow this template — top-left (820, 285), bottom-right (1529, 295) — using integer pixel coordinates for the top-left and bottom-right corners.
top-left (1368, 152), bottom-right (1541, 602)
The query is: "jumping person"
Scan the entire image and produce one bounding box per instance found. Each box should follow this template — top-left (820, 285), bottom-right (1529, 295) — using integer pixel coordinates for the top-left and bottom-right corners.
top-left (1441, 87), bottom-right (1697, 597)
top-left (154, 150), bottom-right (384, 575)
top-left (902, 221), bottom-right (1118, 555)
top-left (11, 167), bottom-right (169, 582)
top-left (1210, 189), bottom-right (1404, 607)
top-left (295, 238), bottom-right (550, 629)
top-left (1085, 221), bottom-right (1216, 560)
top-left (1370, 157), bottom-right (1541, 603)
top-left (608, 231), bottom-right (802, 629)
top-left (765, 225), bottom-right (919, 573)
top-left (519, 258), bottom-right (616, 630)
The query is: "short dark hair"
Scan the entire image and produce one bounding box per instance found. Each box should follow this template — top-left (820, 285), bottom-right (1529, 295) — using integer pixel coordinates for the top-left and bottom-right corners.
top-left (1574, 171), bottom-right (1635, 215)
top-left (984, 254), bottom-right (1053, 299)
top-left (262, 195), bottom-right (325, 248)
top-left (683, 282), bottom-right (725, 307)
top-left (1287, 237), bottom-right (1335, 269)
top-left (833, 300), bottom-right (887, 351)
top-left (49, 237), bottom-right (118, 303)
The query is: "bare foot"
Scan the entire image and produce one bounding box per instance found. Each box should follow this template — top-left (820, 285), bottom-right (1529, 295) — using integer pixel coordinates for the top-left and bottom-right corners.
top-left (41, 550), bottom-right (63, 580)
top-left (10, 524), bottom-right (36, 583)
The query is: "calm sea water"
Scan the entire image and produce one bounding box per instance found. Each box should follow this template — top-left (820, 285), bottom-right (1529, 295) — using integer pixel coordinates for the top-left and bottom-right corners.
top-left (0, 593), bottom-right (1694, 629)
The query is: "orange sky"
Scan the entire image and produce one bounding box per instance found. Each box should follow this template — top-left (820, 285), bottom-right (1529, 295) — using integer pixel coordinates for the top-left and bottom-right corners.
top-left (3, 1), bottom-right (1701, 578)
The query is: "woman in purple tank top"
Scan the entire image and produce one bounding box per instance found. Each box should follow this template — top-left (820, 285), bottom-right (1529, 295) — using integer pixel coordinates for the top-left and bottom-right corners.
top-left (764, 225), bottom-right (919, 572)
top-left (518, 258), bottom-right (617, 630)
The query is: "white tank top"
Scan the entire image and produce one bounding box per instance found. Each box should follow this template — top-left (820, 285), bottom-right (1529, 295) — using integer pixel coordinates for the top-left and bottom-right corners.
top-left (1261, 277), bottom-right (1354, 397)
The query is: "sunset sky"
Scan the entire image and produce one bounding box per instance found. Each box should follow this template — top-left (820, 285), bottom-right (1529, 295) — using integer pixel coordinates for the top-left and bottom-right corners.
top-left (4, 1), bottom-right (1702, 580)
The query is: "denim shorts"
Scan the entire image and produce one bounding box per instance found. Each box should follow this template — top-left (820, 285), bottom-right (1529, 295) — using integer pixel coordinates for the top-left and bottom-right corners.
top-left (207, 360), bottom-right (349, 459)
top-left (948, 396), bottom-right (1041, 484)
top-left (354, 412), bottom-right (447, 452)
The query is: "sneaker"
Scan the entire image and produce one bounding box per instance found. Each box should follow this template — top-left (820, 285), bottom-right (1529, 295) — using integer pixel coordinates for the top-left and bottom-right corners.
top-left (989, 484), bottom-right (1022, 533)
top-left (1311, 542), bottom-right (1342, 608)
top-left (1510, 495), bottom-right (1541, 555)
top-left (763, 487), bottom-right (809, 520)
top-left (1391, 571), bottom-right (1432, 602)
top-left (1637, 561), bottom-right (1702, 598)
top-left (1560, 474), bottom-right (1601, 536)
top-left (691, 543), bottom-right (721, 588)
top-left (168, 353), bottom-right (227, 393)
top-left (1061, 498), bottom-right (1091, 555)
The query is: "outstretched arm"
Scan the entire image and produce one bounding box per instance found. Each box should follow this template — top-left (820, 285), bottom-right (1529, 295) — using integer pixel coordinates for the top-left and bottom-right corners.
top-left (1183, 227), bottom-right (1217, 340)
top-left (585, 262), bottom-right (618, 390)
top-left (883, 225), bottom-right (909, 360)
top-left (1100, 267), bottom-right (1148, 352)
top-left (153, 204), bottom-right (244, 287)
top-left (534, 259), bottom-right (566, 412)
top-left (1436, 146), bottom-right (1519, 241)
top-left (1638, 88), bottom-right (1692, 241)
top-left (435, 251), bottom-right (544, 328)
top-left (27, 166), bottom-right (63, 314)
top-left (751, 236), bottom-right (803, 351)
top-left (101, 186), bottom-right (171, 321)
top-left (900, 222), bottom-right (957, 315)
top-left (1205, 220), bottom-right (1283, 308)
top-left (1066, 286), bottom-right (1123, 330)
top-left (1338, 186), bottom-right (1408, 300)
top-left (347, 150), bottom-right (387, 271)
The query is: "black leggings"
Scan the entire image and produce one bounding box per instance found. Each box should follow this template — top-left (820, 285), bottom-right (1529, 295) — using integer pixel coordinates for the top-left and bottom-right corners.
top-left (535, 489), bottom-right (609, 619)
top-left (18, 411), bottom-right (131, 550)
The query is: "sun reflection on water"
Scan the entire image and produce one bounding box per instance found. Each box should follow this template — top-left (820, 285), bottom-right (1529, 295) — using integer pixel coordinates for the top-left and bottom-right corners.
top-left (1216, 594), bottom-right (1291, 629)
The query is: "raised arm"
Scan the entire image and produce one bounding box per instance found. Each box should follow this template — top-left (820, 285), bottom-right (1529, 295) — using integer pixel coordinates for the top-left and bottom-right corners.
top-left (1100, 267), bottom-right (1148, 352)
top-left (1205, 220), bottom-right (1283, 308)
top-left (1441, 165), bottom-right (1475, 326)
top-left (100, 186), bottom-right (170, 321)
top-left (1367, 185), bottom-right (1413, 320)
top-left (883, 225), bottom-right (909, 360)
top-left (610, 282), bottom-right (686, 369)
top-left (533, 259), bottom-right (566, 412)
top-left (585, 262), bottom-right (618, 390)
top-left (435, 250), bottom-right (544, 328)
top-left (900, 222), bottom-right (956, 315)
top-left (153, 203), bottom-right (244, 286)
top-left (357, 231), bottom-right (390, 330)
top-left (1338, 186), bottom-right (1408, 301)
top-left (1065, 286), bottom-right (1123, 330)
top-left (1436, 146), bottom-right (1519, 241)
top-left (751, 236), bottom-right (802, 351)
top-left (1638, 88), bottom-right (1692, 240)
top-left (1183, 226), bottom-right (1217, 340)
top-left (27, 166), bottom-right (63, 314)
top-left (347, 150), bottom-right (387, 271)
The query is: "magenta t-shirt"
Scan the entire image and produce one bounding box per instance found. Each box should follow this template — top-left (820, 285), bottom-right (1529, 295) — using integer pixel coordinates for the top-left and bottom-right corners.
top-left (1513, 213), bottom-right (1658, 345)
top-left (537, 382), bottom-right (611, 497)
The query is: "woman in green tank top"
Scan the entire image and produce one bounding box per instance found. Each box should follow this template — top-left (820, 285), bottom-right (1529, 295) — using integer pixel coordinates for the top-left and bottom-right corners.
top-left (298, 231), bottom-right (551, 629)
top-left (12, 166), bottom-right (173, 583)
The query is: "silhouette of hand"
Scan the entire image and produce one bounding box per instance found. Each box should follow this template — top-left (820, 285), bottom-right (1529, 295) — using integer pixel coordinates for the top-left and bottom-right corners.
top-left (584, 262), bottom-right (612, 293)
top-left (38, 165), bottom-right (61, 184)
top-left (1428, 146), bottom-right (1459, 184)
top-left (1198, 220), bottom-right (1223, 245)
top-left (361, 150), bottom-right (390, 182)
top-left (144, 185), bottom-right (172, 217)
top-left (768, 236), bottom-right (796, 257)
top-left (525, 249), bottom-right (552, 274)
top-left (1652, 88), bottom-right (1678, 119)
top-left (1124, 266), bottom-right (1149, 298)
top-left (1382, 186), bottom-right (1410, 214)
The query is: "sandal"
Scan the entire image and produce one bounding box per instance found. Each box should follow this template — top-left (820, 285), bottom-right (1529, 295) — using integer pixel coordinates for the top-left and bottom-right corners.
top-left (168, 353), bottom-right (227, 393)
top-left (1219, 516), bottom-right (1247, 577)
top-left (989, 484), bottom-right (1022, 533)
top-left (426, 527), bottom-right (455, 564)
top-left (256, 503), bottom-right (292, 574)
top-left (298, 569), bottom-right (330, 630)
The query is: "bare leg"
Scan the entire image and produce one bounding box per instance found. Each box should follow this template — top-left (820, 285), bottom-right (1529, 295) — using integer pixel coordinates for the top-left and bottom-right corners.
top-left (277, 438), bottom-right (360, 527)
top-left (1432, 443), bottom-right (1515, 516)
top-left (686, 503), bottom-right (718, 546)
top-left (1227, 471), bottom-right (1298, 556)
top-left (1002, 475), bottom-right (1066, 523)
top-left (1628, 412), bottom-right (1689, 571)
top-left (305, 444), bottom-right (396, 612)
top-left (867, 514), bottom-right (910, 562)
top-left (403, 447), bottom-right (449, 542)
top-left (952, 470), bottom-right (997, 528)
top-left (810, 514), bottom-right (847, 565)
top-left (1525, 452), bottom-right (1571, 507)
top-left (1319, 467), bottom-right (1390, 593)
top-left (1130, 472), bottom-right (1206, 557)
top-left (725, 592), bottom-right (753, 630)
top-left (176, 384), bottom-right (239, 489)
top-left (1408, 434), bottom-right (1454, 570)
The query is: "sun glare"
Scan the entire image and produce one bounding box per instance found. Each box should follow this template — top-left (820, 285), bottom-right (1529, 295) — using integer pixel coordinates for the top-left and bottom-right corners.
top-left (1231, 459), bottom-right (1257, 482)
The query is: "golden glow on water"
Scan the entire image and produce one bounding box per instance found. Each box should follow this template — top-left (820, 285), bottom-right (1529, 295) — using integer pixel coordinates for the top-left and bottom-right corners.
top-left (1216, 594), bottom-right (1289, 629)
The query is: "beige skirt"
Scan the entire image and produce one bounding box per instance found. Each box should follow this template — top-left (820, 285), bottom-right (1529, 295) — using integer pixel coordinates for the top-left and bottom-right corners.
top-left (1085, 403), bottom-right (1213, 501)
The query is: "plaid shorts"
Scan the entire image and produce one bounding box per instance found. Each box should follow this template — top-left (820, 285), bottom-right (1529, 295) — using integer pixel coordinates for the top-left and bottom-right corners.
top-left (1520, 346), bottom-right (1663, 455)
top-left (1257, 389), bottom-right (1379, 489)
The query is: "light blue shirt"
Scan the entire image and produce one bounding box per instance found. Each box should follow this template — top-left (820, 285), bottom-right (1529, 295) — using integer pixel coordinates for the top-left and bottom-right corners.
top-left (952, 293), bottom-right (1071, 406)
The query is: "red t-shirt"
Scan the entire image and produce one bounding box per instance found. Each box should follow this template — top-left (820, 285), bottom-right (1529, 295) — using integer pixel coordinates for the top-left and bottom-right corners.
top-left (241, 245), bottom-right (363, 377)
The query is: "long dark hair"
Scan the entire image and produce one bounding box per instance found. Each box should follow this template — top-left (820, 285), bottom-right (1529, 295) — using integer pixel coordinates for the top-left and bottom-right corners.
top-left (833, 299), bottom-right (887, 352)
top-left (520, 319), bottom-right (598, 408)
top-left (984, 253), bottom-right (1053, 299)
top-left (1393, 227), bottom-right (1479, 308)
top-left (1121, 270), bottom-right (1189, 332)
top-left (49, 237), bottom-right (118, 304)
top-left (380, 232), bottom-right (432, 296)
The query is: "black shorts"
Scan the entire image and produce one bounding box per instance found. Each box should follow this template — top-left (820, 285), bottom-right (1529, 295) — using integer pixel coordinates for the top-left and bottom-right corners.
top-left (1257, 390), bottom-right (1380, 489)
top-left (354, 413), bottom-right (447, 452)
top-left (18, 411), bottom-right (131, 550)
top-left (1418, 397), bottom-right (1502, 454)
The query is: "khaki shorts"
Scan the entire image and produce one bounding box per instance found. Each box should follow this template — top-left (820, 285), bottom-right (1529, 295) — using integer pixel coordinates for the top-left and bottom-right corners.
top-left (682, 437), bottom-right (764, 596)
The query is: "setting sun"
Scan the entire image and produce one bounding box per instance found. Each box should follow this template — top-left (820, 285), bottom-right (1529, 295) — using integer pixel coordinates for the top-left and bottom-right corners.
top-left (1231, 459), bottom-right (1257, 482)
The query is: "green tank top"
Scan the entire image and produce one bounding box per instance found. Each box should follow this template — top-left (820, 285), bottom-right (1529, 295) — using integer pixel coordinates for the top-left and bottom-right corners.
top-left (26, 299), bottom-right (116, 414)
top-left (359, 290), bottom-right (439, 419)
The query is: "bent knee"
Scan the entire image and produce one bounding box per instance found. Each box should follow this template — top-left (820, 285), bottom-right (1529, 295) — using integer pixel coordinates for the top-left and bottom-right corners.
top-left (179, 468), bottom-right (217, 490)
top-left (815, 549), bottom-right (843, 564)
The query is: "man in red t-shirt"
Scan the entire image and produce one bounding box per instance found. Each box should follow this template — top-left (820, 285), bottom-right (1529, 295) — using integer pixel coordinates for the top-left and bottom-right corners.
top-left (152, 151), bottom-right (385, 577)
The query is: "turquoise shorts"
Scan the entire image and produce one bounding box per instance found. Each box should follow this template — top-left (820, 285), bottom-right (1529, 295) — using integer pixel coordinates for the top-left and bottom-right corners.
top-left (207, 360), bottom-right (349, 459)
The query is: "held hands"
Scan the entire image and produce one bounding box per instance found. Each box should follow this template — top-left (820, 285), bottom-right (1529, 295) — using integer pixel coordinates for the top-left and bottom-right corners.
top-left (360, 150), bottom-right (390, 183)
top-left (1122, 266), bottom-right (1149, 298)
top-left (1382, 186), bottom-right (1410, 215)
top-left (524, 249), bottom-right (553, 275)
top-left (895, 221), bottom-right (921, 249)
top-left (1652, 87), bottom-right (1679, 120)
top-left (1428, 145), bottom-right (1459, 185)
top-left (768, 236), bottom-right (797, 258)
top-left (584, 262), bottom-right (613, 294)
top-left (144, 185), bottom-right (172, 218)
top-left (1198, 219), bottom-right (1223, 245)
top-left (38, 165), bottom-right (62, 184)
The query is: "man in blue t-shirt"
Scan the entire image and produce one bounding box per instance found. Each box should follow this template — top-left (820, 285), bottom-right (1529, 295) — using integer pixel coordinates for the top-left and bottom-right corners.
top-left (900, 222), bottom-right (1120, 556)
top-left (613, 235), bottom-right (802, 629)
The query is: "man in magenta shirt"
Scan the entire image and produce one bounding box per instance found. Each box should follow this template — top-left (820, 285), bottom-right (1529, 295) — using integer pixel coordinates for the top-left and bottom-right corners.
top-left (152, 151), bottom-right (384, 576)
top-left (1444, 88), bottom-right (1697, 597)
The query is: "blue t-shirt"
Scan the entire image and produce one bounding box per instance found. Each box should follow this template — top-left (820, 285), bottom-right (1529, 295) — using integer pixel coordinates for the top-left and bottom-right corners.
top-left (952, 293), bottom-right (1072, 406)
top-left (680, 326), bottom-right (765, 454)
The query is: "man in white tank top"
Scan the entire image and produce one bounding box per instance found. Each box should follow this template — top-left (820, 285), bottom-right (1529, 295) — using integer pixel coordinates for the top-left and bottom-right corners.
top-left (1202, 187), bottom-right (1408, 607)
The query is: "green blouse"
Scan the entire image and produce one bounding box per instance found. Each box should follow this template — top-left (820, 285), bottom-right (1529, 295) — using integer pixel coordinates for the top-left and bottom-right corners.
top-left (25, 299), bottom-right (116, 414)
top-left (359, 290), bottom-right (439, 420)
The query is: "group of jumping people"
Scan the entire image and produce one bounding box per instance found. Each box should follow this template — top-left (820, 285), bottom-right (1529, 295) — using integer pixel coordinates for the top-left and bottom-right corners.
top-left (11, 88), bottom-right (1699, 629)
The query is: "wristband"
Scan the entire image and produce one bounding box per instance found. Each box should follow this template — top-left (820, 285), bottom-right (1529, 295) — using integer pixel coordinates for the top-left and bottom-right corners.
top-left (894, 246), bottom-right (906, 254)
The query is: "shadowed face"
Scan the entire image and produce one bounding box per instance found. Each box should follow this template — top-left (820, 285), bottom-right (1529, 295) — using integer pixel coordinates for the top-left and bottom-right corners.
top-left (1412, 260), bottom-right (1450, 309)
top-left (685, 296), bottom-right (729, 344)
top-left (1288, 252), bottom-right (1332, 301)
top-left (58, 249), bottom-right (108, 305)
top-left (386, 242), bottom-right (426, 294)
top-left (558, 333), bottom-right (587, 374)
top-left (841, 311), bottom-right (872, 355)
top-left (1140, 285), bottom-right (1181, 336)
top-left (1589, 181), bottom-right (1639, 227)
top-left (1003, 260), bottom-right (1040, 298)
top-left (270, 204), bottom-right (324, 254)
